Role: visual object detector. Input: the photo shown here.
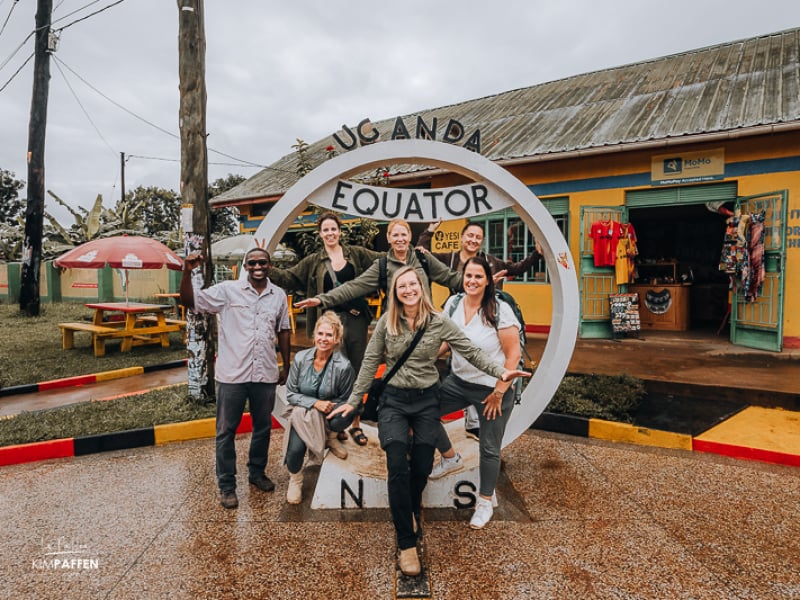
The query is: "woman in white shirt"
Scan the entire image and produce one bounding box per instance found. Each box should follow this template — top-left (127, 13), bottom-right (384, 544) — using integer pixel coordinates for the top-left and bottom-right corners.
top-left (429, 256), bottom-right (522, 530)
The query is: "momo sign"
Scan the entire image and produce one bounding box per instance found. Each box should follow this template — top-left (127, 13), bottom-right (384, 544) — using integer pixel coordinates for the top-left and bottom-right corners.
top-left (310, 179), bottom-right (514, 222)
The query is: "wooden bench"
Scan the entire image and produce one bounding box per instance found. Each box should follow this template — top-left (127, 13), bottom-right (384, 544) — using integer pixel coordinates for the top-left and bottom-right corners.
top-left (132, 316), bottom-right (187, 345)
top-left (58, 322), bottom-right (120, 357)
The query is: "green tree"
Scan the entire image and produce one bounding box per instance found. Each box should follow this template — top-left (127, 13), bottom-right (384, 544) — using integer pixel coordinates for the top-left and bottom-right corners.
top-left (0, 169), bottom-right (25, 260)
top-left (208, 174), bottom-right (243, 239)
top-left (0, 169), bottom-right (25, 225)
top-left (133, 186), bottom-right (181, 236)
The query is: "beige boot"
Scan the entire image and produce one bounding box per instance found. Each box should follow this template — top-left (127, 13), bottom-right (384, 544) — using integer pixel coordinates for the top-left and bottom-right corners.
top-left (286, 470), bottom-right (303, 505)
top-left (398, 547), bottom-right (421, 576)
top-left (326, 431), bottom-right (348, 459)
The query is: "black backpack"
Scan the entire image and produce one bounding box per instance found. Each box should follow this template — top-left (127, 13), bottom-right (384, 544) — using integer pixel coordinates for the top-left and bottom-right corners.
top-left (446, 290), bottom-right (531, 404)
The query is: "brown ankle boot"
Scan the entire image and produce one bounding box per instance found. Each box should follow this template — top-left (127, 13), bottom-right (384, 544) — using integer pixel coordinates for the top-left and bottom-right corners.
top-left (398, 547), bottom-right (421, 576)
top-left (326, 431), bottom-right (348, 459)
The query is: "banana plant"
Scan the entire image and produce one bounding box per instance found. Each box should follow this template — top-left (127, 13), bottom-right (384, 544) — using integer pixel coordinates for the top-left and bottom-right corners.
top-left (45, 191), bottom-right (106, 244)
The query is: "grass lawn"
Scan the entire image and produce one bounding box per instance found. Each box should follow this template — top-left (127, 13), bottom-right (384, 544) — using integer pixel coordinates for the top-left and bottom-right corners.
top-left (0, 302), bottom-right (210, 447)
top-left (0, 302), bottom-right (187, 388)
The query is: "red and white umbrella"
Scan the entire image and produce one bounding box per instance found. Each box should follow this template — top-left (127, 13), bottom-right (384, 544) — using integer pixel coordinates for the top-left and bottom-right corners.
top-left (54, 235), bottom-right (183, 302)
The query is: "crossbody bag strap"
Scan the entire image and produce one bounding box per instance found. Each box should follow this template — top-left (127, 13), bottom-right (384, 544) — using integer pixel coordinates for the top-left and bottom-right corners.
top-left (381, 325), bottom-right (426, 386)
top-left (324, 260), bottom-right (340, 287)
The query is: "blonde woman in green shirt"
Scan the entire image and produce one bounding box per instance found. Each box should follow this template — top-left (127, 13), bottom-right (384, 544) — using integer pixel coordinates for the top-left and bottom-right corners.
top-left (328, 266), bottom-right (530, 576)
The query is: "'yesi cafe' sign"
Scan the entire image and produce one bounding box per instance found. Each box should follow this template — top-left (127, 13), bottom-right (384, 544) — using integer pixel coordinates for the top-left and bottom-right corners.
top-left (332, 115), bottom-right (481, 154)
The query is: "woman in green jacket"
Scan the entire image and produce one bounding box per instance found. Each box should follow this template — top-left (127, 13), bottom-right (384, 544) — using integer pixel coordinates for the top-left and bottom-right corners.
top-left (269, 211), bottom-right (382, 445)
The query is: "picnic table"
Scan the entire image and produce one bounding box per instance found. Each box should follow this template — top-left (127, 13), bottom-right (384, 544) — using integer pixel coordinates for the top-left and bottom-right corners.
top-left (153, 292), bottom-right (185, 319)
top-left (58, 302), bottom-right (186, 357)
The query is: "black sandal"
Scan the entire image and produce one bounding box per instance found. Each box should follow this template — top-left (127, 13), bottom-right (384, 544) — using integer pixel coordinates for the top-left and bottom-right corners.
top-left (336, 431), bottom-right (348, 441)
top-left (349, 427), bottom-right (368, 446)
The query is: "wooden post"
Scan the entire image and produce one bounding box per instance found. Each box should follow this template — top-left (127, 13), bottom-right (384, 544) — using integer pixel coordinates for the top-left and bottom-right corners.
top-left (19, 0), bottom-right (53, 317)
top-left (178, 0), bottom-right (215, 401)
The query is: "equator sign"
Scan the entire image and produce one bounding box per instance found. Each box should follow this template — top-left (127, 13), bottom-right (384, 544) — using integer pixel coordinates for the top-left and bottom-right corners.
top-left (254, 138), bottom-right (579, 449)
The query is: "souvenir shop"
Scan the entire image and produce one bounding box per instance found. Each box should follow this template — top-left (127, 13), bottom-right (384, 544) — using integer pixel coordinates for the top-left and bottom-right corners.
top-left (585, 181), bottom-right (780, 341)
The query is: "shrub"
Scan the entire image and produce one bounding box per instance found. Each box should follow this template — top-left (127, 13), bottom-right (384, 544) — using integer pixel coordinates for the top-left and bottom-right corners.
top-left (547, 374), bottom-right (645, 423)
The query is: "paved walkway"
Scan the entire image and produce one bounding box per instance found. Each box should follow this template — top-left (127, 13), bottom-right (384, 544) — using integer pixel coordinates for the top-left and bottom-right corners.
top-left (2, 429), bottom-right (798, 598)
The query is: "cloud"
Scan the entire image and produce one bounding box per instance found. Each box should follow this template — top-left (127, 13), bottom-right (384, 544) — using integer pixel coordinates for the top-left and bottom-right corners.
top-left (1, 0), bottom-right (797, 225)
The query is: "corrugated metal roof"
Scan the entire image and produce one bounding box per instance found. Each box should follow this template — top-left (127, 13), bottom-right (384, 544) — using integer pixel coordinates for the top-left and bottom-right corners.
top-left (215, 27), bottom-right (800, 205)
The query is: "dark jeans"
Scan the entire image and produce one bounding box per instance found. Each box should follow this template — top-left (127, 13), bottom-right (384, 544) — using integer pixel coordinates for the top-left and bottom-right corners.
top-left (216, 382), bottom-right (276, 492)
top-left (377, 384), bottom-right (439, 550)
top-left (284, 403), bottom-right (356, 474)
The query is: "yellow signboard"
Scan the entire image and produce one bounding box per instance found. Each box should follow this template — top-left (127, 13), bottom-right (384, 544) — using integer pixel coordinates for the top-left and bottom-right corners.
top-left (651, 148), bottom-right (725, 185)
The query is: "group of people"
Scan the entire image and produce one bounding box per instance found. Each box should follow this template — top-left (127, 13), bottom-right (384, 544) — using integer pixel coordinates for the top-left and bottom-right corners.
top-left (179, 212), bottom-right (538, 577)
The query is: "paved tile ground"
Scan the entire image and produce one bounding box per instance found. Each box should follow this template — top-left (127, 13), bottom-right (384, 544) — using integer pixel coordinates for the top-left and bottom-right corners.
top-left (2, 429), bottom-right (798, 599)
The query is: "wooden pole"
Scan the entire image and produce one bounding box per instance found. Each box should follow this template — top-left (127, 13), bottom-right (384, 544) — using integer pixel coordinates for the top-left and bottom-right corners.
top-left (19, 0), bottom-right (53, 317)
top-left (178, 0), bottom-right (215, 401)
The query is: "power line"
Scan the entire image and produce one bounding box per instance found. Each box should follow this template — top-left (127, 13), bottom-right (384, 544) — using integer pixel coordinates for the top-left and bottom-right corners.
top-left (51, 1), bottom-right (103, 26)
top-left (0, 31), bottom-right (34, 73)
top-left (53, 56), bottom-right (295, 175)
top-left (127, 154), bottom-right (264, 168)
top-left (0, 50), bottom-right (31, 93)
top-left (52, 56), bottom-right (117, 157)
top-left (52, 0), bottom-right (126, 32)
top-left (0, 0), bottom-right (19, 41)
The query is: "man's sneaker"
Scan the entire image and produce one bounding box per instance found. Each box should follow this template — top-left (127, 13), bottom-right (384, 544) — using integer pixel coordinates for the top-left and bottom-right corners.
top-left (428, 452), bottom-right (463, 480)
top-left (465, 428), bottom-right (480, 441)
top-left (469, 496), bottom-right (494, 529)
top-left (219, 490), bottom-right (238, 509)
top-left (248, 474), bottom-right (275, 492)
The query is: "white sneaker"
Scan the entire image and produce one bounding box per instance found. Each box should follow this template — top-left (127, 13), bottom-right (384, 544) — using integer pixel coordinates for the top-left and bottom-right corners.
top-left (429, 452), bottom-right (463, 479)
top-left (469, 496), bottom-right (494, 529)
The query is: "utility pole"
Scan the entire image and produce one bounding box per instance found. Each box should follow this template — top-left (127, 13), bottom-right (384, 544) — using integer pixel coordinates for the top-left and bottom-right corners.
top-left (178, 0), bottom-right (215, 401)
top-left (19, 0), bottom-right (53, 317)
top-left (120, 151), bottom-right (126, 203)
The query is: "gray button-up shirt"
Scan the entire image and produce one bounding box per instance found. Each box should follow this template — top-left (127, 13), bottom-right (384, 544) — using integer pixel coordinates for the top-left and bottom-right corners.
top-left (346, 313), bottom-right (505, 408)
top-left (193, 277), bottom-right (290, 384)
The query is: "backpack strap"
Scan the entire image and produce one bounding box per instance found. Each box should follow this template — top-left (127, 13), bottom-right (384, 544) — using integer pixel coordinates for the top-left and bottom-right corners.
top-left (446, 292), bottom-right (466, 317)
top-left (378, 256), bottom-right (388, 295)
top-left (414, 249), bottom-right (430, 278)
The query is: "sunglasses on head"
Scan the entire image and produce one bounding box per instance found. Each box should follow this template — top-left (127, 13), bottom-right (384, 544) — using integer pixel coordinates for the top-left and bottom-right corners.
top-left (246, 259), bottom-right (268, 267)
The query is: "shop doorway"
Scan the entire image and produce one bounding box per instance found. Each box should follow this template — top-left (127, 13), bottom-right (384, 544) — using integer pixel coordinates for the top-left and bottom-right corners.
top-left (628, 203), bottom-right (730, 334)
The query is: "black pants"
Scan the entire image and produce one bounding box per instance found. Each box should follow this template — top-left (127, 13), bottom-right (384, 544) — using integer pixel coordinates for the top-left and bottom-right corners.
top-left (377, 384), bottom-right (439, 550)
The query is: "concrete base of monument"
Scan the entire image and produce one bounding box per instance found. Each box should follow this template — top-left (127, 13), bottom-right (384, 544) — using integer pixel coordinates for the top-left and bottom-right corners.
top-left (311, 419), bottom-right (495, 510)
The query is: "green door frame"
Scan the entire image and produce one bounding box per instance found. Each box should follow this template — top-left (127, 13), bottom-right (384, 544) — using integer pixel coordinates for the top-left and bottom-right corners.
top-left (579, 205), bottom-right (627, 338)
top-left (730, 191), bottom-right (788, 352)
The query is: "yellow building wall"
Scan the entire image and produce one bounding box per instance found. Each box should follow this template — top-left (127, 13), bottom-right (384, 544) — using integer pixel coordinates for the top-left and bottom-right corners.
top-left (112, 267), bottom-right (172, 301)
top-left (0, 263), bottom-right (7, 296)
top-left (59, 268), bottom-right (101, 300)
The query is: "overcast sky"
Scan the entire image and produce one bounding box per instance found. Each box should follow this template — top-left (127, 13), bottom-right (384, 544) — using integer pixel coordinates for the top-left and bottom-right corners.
top-left (1, 0), bottom-right (798, 224)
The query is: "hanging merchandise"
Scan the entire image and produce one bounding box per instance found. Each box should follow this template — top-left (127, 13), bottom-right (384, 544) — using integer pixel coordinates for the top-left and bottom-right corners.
top-left (745, 210), bottom-right (766, 302)
top-left (718, 210), bottom-right (760, 300)
top-left (590, 218), bottom-right (623, 267)
top-left (614, 222), bottom-right (639, 285)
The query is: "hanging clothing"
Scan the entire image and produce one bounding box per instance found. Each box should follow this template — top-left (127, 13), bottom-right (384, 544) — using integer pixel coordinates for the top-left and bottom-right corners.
top-left (590, 219), bottom-right (622, 267)
top-left (719, 212), bottom-right (753, 295)
top-left (614, 223), bottom-right (639, 284)
top-left (745, 211), bottom-right (766, 302)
